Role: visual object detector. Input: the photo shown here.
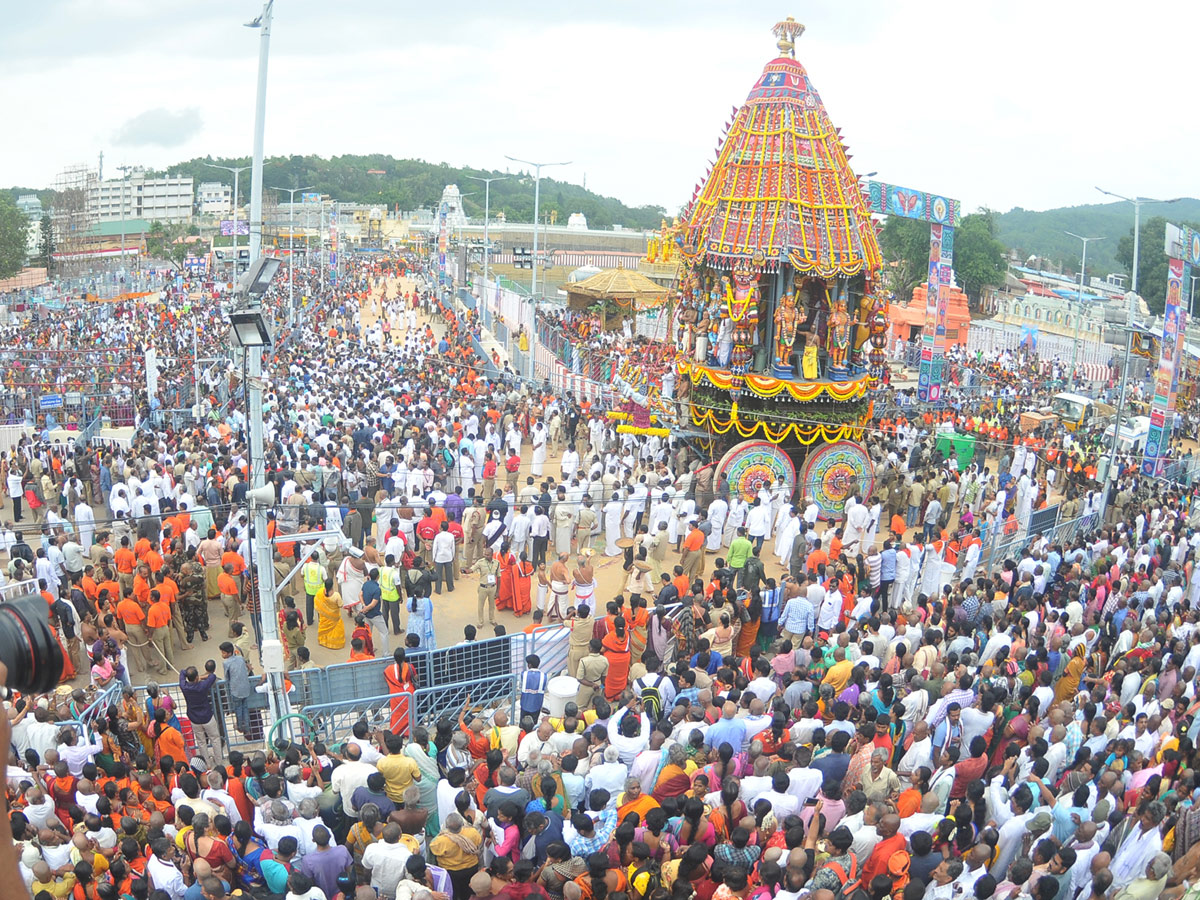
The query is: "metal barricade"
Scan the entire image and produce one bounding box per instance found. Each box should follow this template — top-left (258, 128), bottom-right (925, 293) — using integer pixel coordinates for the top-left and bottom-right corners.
top-left (0, 578), bottom-right (39, 601)
top-left (302, 674), bottom-right (518, 745)
top-left (527, 625), bottom-right (570, 679)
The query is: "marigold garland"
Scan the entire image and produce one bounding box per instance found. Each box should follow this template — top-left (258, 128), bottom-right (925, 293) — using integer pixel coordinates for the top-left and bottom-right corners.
top-left (691, 405), bottom-right (864, 445)
top-left (678, 359), bottom-right (867, 402)
top-left (616, 424), bottom-right (671, 437)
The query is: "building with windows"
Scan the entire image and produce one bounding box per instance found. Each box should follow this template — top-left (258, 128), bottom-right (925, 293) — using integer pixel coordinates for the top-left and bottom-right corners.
top-left (89, 172), bottom-right (195, 223)
top-left (197, 182), bottom-right (232, 217)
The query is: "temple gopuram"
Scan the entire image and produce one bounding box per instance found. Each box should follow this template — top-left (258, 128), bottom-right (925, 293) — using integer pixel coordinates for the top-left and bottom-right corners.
top-left (664, 18), bottom-right (885, 512)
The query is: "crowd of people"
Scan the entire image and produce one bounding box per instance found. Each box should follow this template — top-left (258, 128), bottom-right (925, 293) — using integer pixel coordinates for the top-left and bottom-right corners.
top-left (1, 249), bottom-right (1200, 900)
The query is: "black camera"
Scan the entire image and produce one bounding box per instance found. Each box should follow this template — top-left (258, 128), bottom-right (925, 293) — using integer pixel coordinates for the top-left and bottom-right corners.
top-left (0, 593), bottom-right (65, 694)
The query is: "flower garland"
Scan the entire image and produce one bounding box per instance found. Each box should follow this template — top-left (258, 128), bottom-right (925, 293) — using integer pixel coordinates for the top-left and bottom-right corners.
top-left (678, 358), bottom-right (867, 402)
top-left (691, 405), bottom-right (864, 445)
top-left (617, 424), bottom-right (671, 437)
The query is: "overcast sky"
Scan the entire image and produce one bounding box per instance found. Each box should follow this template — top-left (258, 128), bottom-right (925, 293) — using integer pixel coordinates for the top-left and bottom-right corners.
top-left (4, 1), bottom-right (1197, 216)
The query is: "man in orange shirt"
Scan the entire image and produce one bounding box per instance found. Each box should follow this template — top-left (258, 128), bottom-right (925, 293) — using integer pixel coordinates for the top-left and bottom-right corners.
top-left (133, 535), bottom-right (152, 560)
top-left (221, 547), bottom-right (246, 598)
top-left (145, 590), bottom-right (172, 675)
top-left (680, 522), bottom-right (705, 581)
top-left (96, 568), bottom-right (121, 614)
top-left (115, 592), bottom-right (151, 675)
top-left (142, 545), bottom-right (164, 574)
top-left (217, 564), bottom-right (241, 636)
top-left (114, 537), bottom-right (136, 594)
top-left (671, 565), bottom-right (691, 601)
top-left (155, 572), bottom-right (190, 651)
top-left (80, 566), bottom-right (100, 606)
top-left (132, 564), bottom-right (153, 606)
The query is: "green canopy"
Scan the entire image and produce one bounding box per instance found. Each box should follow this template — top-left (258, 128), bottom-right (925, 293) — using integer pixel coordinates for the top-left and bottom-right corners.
top-left (936, 431), bottom-right (975, 471)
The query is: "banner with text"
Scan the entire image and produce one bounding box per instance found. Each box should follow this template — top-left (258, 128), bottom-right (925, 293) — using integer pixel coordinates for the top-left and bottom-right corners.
top-left (918, 223), bottom-right (954, 402)
top-left (1142, 257), bottom-right (1188, 475)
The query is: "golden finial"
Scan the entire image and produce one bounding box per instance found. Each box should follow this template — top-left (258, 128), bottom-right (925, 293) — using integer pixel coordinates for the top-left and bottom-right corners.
top-left (772, 16), bottom-right (804, 57)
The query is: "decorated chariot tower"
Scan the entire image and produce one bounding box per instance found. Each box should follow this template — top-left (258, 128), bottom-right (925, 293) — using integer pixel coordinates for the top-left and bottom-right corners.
top-left (670, 19), bottom-right (886, 516)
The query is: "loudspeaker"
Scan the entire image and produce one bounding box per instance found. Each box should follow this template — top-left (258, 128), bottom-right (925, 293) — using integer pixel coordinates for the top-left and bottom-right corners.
top-left (247, 484), bottom-right (276, 506)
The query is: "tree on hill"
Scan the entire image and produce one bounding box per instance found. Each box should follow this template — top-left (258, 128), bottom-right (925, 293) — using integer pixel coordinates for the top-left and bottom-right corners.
top-left (0, 195), bottom-right (28, 278)
top-left (1114, 215), bottom-right (1197, 316)
top-left (953, 210), bottom-right (1007, 309)
top-left (163, 154), bottom-right (668, 230)
top-left (34, 214), bottom-right (54, 272)
top-left (879, 216), bottom-right (928, 303)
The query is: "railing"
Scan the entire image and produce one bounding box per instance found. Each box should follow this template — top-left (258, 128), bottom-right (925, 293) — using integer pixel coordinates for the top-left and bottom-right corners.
top-left (535, 318), bottom-right (617, 385)
top-left (978, 509), bottom-right (1103, 579)
top-left (302, 674), bottom-right (519, 746)
top-left (0, 578), bottom-right (39, 602)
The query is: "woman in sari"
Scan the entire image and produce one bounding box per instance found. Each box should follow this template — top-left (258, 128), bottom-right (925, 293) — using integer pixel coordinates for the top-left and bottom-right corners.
top-left (626, 595), bottom-right (650, 661)
top-left (653, 745), bottom-right (693, 802)
top-left (1054, 642), bottom-right (1087, 706)
top-left (733, 590), bottom-right (762, 657)
top-left (495, 541), bottom-right (517, 612)
top-left (229, 820), bottom-right (274, 893)
top-left (512, 553), bottom-right (535, 617)
top-left (145, 682), bottom-right (180, 732)
top-left (701, 612), bottom-right (734, 659)
top-left (314, 578), bottom-right (346, 650)
top-left (602, 617), bottom-right (631, 701)
top-left (406, 591), bottom-right (436, 650)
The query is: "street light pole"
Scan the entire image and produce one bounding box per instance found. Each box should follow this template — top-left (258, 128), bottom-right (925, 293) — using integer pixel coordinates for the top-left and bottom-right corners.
top-left (465, 175), bottom-right (507, 345)
top-left (203, 163), bottom-right (250, 279)
top-left (1094, 188), bottom-right (1182, 514)
top-left (269, 185), bottom-right (314, 326)
top-left (241, 1), bottom-right (287, 734)
top-left (505, 156), bottom-right (571, 380)
top-left (246, 0), bottom-right (273, 263)
top-left (1064, 231), bottom-right (1103, 387)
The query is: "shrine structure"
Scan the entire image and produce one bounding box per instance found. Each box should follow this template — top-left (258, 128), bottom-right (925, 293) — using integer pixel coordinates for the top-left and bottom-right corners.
top-left (666, 18), bottom-right (887, 510)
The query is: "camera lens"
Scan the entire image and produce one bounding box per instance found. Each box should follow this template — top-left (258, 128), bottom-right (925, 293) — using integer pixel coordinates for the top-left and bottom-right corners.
top-left (0, 593), bottom-right (65, 695)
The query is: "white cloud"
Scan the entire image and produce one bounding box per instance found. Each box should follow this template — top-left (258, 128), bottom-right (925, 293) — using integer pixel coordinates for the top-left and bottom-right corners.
top-left (3, 1), bottom-right (1199, 215)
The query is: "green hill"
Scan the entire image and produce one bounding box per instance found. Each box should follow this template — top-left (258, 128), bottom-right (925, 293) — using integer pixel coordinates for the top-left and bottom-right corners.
top-left (161, 154), bottom-right (666, 231)
top-left (993, 199), bottom-right (1200, 274)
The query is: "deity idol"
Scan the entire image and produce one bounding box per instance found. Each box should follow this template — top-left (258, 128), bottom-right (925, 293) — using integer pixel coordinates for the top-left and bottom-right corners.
top-left (773, 292), bottom-right (800, 372)
top-left (827, 296), bottom-right (851, 372)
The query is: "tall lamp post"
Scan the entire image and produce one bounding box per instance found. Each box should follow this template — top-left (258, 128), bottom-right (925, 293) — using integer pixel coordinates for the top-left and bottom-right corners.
top-left (203, 163), bottom-right (250, 278)
top-left (464, 175), bottom-right (507, 310)
top-left (238, 0), bottom-right (287, 734)
top-left (1094, 188), bottom-right (1182, 512)
top-left (1064, 231), bottom-right (1104, 387)
top-left (505, 156), bottom-right (571, 380)
top-left (245, 0), bottom-right (273, 263)
top-left (269, 184), bottom-right (314, 326)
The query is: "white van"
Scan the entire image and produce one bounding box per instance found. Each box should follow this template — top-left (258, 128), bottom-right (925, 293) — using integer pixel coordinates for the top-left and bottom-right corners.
top-left (1102, 415), bottom-right (1153, 454)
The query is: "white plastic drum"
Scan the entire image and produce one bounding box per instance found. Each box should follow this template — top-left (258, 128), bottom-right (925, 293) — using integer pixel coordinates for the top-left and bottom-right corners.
top-left (545, 675), bottom-right (580, 718)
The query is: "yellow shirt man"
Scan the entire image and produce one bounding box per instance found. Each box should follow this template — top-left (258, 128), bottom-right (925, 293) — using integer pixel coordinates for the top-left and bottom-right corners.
top-left (822, 657), bottom-right (854, 695)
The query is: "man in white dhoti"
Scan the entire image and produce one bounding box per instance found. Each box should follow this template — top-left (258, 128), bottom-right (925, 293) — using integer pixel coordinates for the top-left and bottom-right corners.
top-left (706, 497), bottom-right (728, 552)
top-left (919, 540), bottom-right (943, 599)
top-left (1109, 803), bottom-right (1166, 890)
top-left (774, 508), bottom-right (801, 569)
top-left (843, 496), bottom-right (871, 555)
top-left (893, 546), bottom-right (912, 612)
top-left (530, 423), bottom-right (547, 477)
top-left (604, 494), bottom-right (624, 556)
top-left (746, 498), bottom-right (771, 552)
top-left (74, 499), bottom-right (96, 550)
top-left (553, 493), bottom-right (575, 556)
top-left (724, 497), bottom-right (747, 545)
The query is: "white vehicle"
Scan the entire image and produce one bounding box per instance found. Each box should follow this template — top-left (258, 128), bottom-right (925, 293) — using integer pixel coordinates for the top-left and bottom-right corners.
top-left (1103, 415), bottom-right (1153, 454)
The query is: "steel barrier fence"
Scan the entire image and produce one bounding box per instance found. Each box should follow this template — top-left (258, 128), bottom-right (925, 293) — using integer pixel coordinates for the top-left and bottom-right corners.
top-left (302, 674), bottom-right (519, 746)
top-left (114, 604), bottom-right (679, 753)
top-left (978, 510), bottom-right (1102, 580)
